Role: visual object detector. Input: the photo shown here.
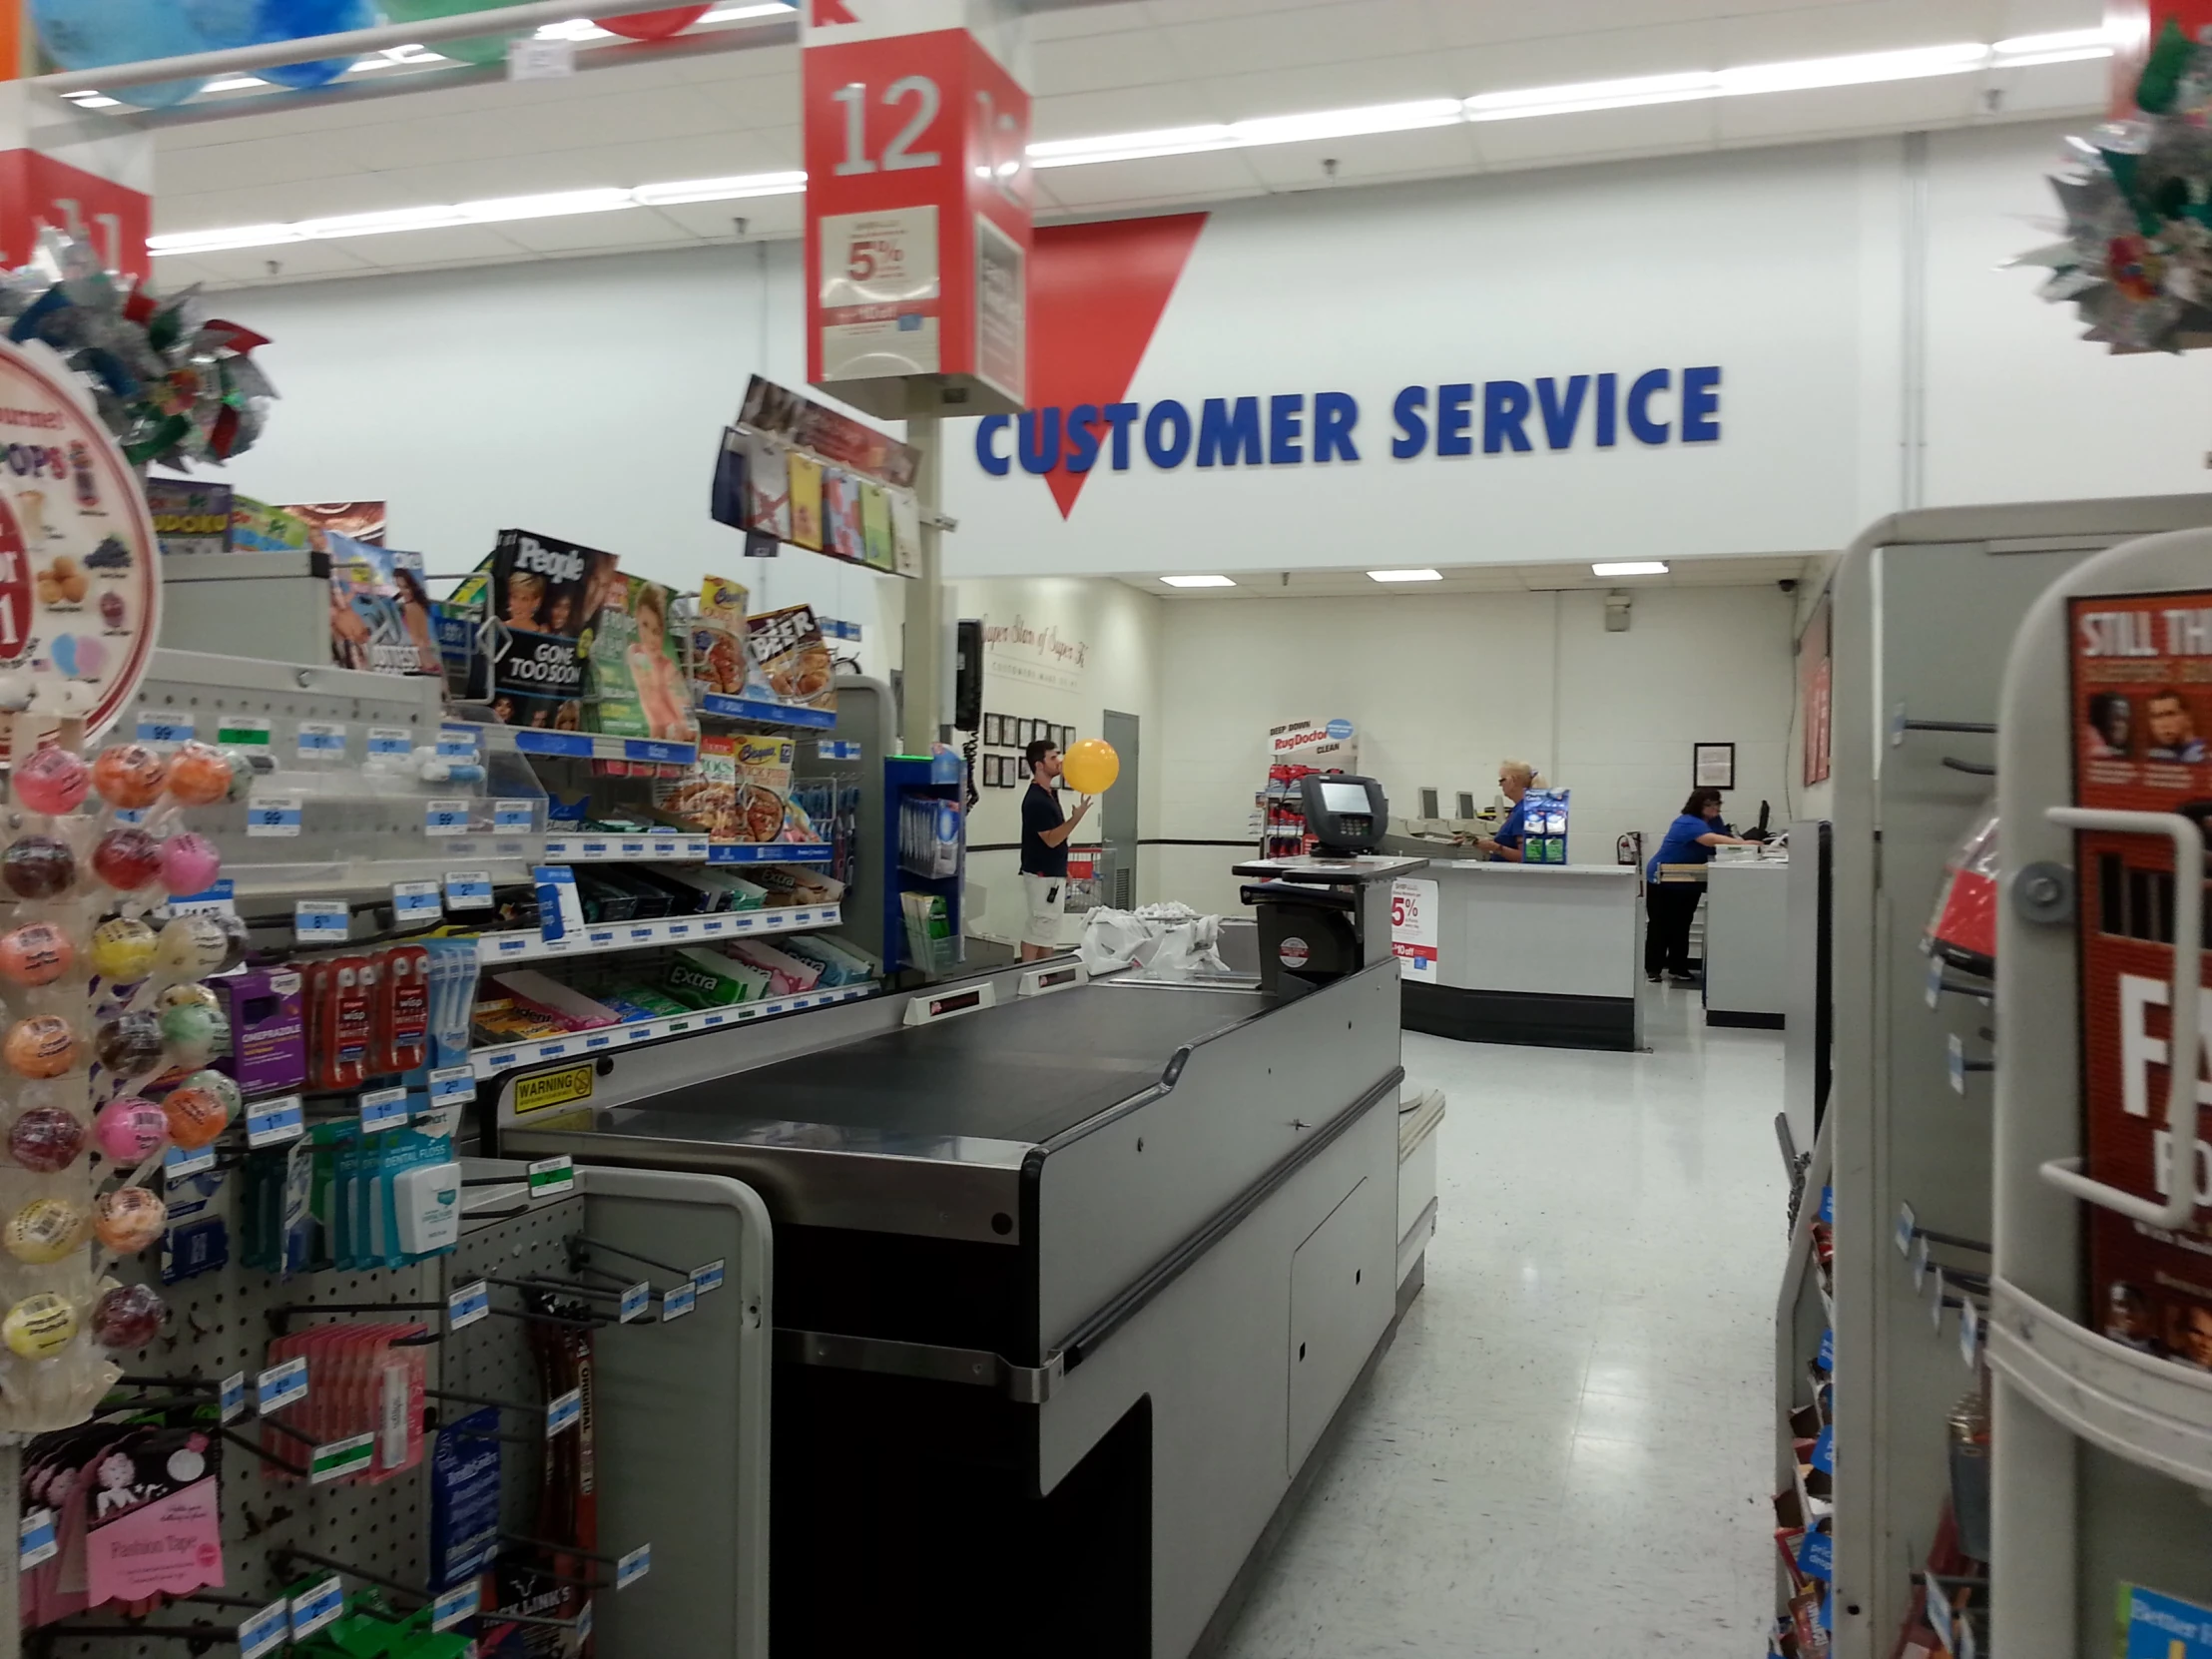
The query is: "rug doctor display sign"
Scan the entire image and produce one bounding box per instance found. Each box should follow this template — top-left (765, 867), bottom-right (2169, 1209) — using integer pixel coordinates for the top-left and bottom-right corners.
top-left (0, 339), bottom-right (161, 759)
top-left (2068, 590), bottom-right (2212, 1365)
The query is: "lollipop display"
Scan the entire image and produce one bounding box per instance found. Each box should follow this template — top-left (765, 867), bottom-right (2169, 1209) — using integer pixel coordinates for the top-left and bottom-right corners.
top-left (1, 837), bottom-right (76, 900)
top-left (163, 743), bottom-right (233, 808)
top-left (0, 923), bottom-right (72, 988)
top-left (14, 748), bottom-right (89, 817)
top-left (161, 1085), bottom-right (230, 1151)
top-left (89, 744), bottom-right (167, 810)
top-left (7, 1107), bottom-right (85, 1174)
top-left (91, 1187), bottom-right (165, 1254)
top-left (90, 1283), bottom-right (164, 1350)
top-left (87, 917), bottom-right (158, 983)
top-left (91, 828), bottom-right (163, 892)
top-left (93, 1098), bottom-right (167, 1163)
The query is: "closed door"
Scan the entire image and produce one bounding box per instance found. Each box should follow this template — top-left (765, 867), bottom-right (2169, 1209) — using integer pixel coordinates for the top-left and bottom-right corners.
top-left (1101, 709), bottom-right (1139, 910)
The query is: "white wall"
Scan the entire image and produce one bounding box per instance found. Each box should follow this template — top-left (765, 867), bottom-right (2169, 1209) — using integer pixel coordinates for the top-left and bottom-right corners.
top-left (1150, 585), bottom-right (1799, 915)
top-left (947, 575), bottom-right (1164, 941)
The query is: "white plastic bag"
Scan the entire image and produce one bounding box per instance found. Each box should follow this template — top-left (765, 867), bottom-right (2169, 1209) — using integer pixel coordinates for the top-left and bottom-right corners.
top-left (1078, 903), bottom-right (1232, 978)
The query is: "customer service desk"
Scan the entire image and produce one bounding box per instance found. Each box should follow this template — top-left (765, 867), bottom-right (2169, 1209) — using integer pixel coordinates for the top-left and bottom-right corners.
top-left (1396, 859), bottom-right (1643, 1051)
top-left (1703, 856), bottom-right (1790, 1028)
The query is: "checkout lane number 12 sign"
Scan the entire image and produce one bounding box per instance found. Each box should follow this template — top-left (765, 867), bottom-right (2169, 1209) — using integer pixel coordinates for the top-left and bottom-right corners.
top-left (1391, 878), bottom-right (1439, 979)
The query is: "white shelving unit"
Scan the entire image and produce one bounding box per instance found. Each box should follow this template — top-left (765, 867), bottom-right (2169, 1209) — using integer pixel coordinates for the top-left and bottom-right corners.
top-left (477, 903), bottom-right (843, 964)
top-left (471, 983), bottom-right (875, 1077)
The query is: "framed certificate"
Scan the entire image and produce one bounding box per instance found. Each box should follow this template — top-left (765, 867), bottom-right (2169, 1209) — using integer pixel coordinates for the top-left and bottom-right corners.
top-left (1693, 742), bottom-right (1736, 791)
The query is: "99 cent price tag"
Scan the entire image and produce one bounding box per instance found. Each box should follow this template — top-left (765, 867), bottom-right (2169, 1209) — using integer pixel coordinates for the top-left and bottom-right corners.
top-left (246, 795), bottom-right (303, 837)
top-left (135, 712), bottom-right (195, 746)
top-left (423, 801), bottom-right (470, 836)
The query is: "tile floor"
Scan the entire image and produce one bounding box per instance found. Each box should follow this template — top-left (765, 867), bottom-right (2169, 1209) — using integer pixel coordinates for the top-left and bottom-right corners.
top-left (1218, 983), bottom-right (1789, 1658)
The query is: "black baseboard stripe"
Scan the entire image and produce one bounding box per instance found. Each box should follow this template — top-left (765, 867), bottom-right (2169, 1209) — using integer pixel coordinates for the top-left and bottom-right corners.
top-left (1401, 981), bottom-right (1637, 1052)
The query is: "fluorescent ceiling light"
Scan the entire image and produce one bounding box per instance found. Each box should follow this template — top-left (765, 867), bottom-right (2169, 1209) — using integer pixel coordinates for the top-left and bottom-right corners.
top-left (1368, 568), bottom-right (1441, 583)
top-left (1160, 574), bottom-right (1236, 588)
top-left (1592, 560), bottom-right (1668, 576)
top-left (151, 170), bottom-right (807, 257)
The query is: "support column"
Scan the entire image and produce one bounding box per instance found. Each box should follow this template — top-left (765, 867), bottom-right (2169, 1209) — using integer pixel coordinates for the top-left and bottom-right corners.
top-left (902, 409), bottom-right (945, 755)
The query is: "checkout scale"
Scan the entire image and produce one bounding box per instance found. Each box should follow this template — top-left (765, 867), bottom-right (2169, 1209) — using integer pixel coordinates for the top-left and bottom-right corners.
top-left (483, 790), bottom-right (1425, 1657)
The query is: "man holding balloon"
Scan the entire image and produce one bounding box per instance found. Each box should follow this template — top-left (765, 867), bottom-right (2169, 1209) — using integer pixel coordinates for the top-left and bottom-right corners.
top-left (1019, 736), bottom-right (1117, 961)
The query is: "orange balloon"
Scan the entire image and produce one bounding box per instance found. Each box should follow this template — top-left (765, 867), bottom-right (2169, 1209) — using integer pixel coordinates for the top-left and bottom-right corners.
top-left (595, 5), bottom-right (708, 39)
top-left (1061, 738), bottom-right (1119, 795)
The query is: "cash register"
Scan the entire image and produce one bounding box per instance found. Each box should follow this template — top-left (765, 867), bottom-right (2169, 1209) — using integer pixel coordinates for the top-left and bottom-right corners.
top-left (1235, 775), bottom-right (1426, 998)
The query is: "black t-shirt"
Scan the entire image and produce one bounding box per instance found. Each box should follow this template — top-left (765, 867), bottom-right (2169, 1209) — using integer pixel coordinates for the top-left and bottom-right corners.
top-left (1021, 782), bottom-right (1068, 876)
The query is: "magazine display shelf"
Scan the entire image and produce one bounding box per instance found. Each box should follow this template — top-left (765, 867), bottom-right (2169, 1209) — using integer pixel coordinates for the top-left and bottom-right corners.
top-left (1987, 522), bottom-right (2212, 1659)
top-left (698, 694), bottom-right (836, 731)
top-left (543, 834), bottom-right (712, 862)
top-left (463, 722), bottom-right (699, 771)
top-left (475, 903), bottom-right (842, 965)
top-left (470, 983), bottom-right (876, 1078)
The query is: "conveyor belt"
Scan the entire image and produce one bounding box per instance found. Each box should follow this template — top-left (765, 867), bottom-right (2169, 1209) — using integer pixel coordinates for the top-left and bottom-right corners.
top-left (595, 982), bottom-right (1267, 1147)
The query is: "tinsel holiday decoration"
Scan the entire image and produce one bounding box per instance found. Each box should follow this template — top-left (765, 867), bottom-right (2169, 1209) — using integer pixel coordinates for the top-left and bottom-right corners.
top-left (0, 233), bottom-right (276, 468)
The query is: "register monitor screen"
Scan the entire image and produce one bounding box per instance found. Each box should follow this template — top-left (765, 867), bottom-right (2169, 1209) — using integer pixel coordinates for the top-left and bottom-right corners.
top-left (1299, 774), bottom-right (1387, 853)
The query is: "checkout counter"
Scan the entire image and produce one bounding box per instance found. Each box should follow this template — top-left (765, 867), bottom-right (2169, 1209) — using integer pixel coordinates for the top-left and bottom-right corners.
top-left (489, 945), bottom-right (1412, 1658)
top-left (1702, 847), bottom-right (1791, 1027)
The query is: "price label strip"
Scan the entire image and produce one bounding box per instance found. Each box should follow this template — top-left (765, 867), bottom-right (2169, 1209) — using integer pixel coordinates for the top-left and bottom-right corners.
top-left (246, 1095), bottom-right (305, 1150)
top-left (257, 1357), bottom-right (309, 1416)
top-left (367, 726), bottom-right (414, 758)
top-left (527, 1156), bottom-right (575, 1202)
top-left (19, 1507), bottom-right (57, 1571)
top-left (435, 728), bottom-right (478, 761)
top-left (164, 1143), bottom-right (217, 1181)
top-left (661, 1282), bottom-right (696, 1323)
top-left (135, 712), bottom-right (196, 746)
top-left (546, 1387), bottom-right (583, 1437)
top-left (445, 869), bottom-right (493, 910)
top-left (431, 1582), bottom-right (481, 1633)
top-left (290, 1574), bottom-right (346, 1641)
top-left (619, 1282), bottom-right (652, 1324)
top-left (359, 1086), bottom-right (410, 1134)
top-left (308, 1432), bottom-right (376, 1484)
top-left (294, 899), bottom-right (349, 945)
top-left (448, 1280), bottom-right (491, 1333)
top-left (217, 716), bottom-right (272, 748)
top-left (240, 1599), bottom-right (291, 1659)
top-left (220, 1372), bottom-right (248, 1424)
top-left (494, 799), bottom-right (536, 831)
top-left (617, 1544), bottom-right (652, 1590)
top-left (392, 879), bottom-right (442, 921)
top-left (427, 1065), bottom-right (476, 1105)
top-left (297, 720), bottom-right (346, 759)
top-left (691, 1259), bottom-right (726, 1296)
top-left (247, 794), bottom-right (304, 838)
top-left (423, 800), bottom-right (470, 837)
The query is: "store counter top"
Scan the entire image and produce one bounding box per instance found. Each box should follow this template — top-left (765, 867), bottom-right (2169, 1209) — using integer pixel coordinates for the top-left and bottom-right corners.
top-left (1395, 860), bottom-right (1642, 1050)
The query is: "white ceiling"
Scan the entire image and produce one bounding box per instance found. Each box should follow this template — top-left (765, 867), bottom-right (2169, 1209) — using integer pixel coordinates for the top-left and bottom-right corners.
top-left (142, 0), bottom-right (2107, 290)
top-left (1117, 553), bottom-right (1820, 599)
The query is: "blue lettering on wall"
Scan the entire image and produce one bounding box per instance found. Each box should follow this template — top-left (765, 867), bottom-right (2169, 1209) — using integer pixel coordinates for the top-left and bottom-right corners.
top-left (977, 369), bottom-right (1722, 479)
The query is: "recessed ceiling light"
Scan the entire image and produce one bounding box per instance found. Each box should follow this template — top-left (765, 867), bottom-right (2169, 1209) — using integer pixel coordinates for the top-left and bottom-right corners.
top-left (1592, 561), bottom-right (1669, 576)
top-left (1160, 574), bottom-right (1236, 588)
top-left (1368, 569), bottom-right (1442, 583)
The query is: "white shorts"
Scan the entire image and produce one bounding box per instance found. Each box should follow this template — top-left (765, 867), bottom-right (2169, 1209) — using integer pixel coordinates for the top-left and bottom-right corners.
top-left (1021, 871), bottom-right (1066, 947)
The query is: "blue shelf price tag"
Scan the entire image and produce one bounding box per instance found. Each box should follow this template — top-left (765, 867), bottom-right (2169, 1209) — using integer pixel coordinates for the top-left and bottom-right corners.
top-left (579, 840), bottom-right (609, 857)
top-left (1817, 1327), bottom-right (1834, 1372)
top-left (1795, 1527), bottom-right (1833, 1583)
top-left (239, 1599), bottom-right (290, 1659)
top-left (431, 1581), bottom-right (481, 1633)
top-left (691, 1259), bottom-right (726, 1296)
top-left (167, 879), bottom-right (236, 920)
top-left (617, 839), bottom-right (646, 858)
top-left (290, 1574), bottom-right (346, 1640)
top-left (514, 730), bottom-right (592, 759)
top-left (617, 1545), bottom-right (651, 1590)
top-left (1810, 1424), bottom-right (1835, 1474)
top-left (660, 1282), bottom-right (696, 1322)
top-left (435, 727), bottom-right (478, 761)
top-left (246, 1095), bottom-right (305, 1150)
top-left (392, 879), bottom-right (443, 921)
top-left (164, 1144), bottom-right (216, 1180)
top-left (220, 1371), bottom-right (247, 1424)
top-left (1925, 1578), bottom-right (1954, 1653)
top-left (424, 799), bottom-right (470, 836)
top-left (294, 899), bottom-right (349, 945)
top-left (19, 1506), bottom-right (57, 1571)
top-left (428, 1065), bottom-right (475, 1105)
top-left (296, 720), bottom-right (346, 758)
top-left (368, 726), bottom-right (414, 758)
top-left (1960, 1298), bottom-right (1980, 1369)
top-left (359, 1087), bottom-right (410, 1134)
top-left (579, 1600), bottom-right (594, 1641)
top-left (818, 740), bottom-right (861, 760)
top-left (624, 739), bottom-right (687, 764)
top-left (652, 839), bottom-right (681, 857)
top-left (246, 793), bottom-right (303, 838)
top-left (257, 1357), bottom-right (309, 1416)
top-left (1946, 1033), bottom-right (1967, 1095)
top-left (445, 869), bottom-right (493, 910)
top-left (1820, 1185), bottom-right (1833, 1225)
top-left (619, 1282), bottom-right (652, 1324)
top-left (494, 799), bottom-right (536, 831)
top-left (135, 712), bottom-right (195, 746)
top-left (1895, 1203), bottom-right (1916, 1259)
top-left (546, 1387), bottom-right (583, 1437)
top-left (448, 1280), bottom-right (491, 1333)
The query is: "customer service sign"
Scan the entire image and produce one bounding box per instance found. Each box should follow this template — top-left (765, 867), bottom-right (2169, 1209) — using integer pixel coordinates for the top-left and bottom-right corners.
top-left (941, 179), bottom-right (1863, 576)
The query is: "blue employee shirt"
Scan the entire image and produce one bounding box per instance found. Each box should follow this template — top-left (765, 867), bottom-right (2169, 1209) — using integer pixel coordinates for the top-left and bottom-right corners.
top-left (1647, 814), bottom-right (1728, 880)
top-left (1490, 797), bottom-right (1532, 860)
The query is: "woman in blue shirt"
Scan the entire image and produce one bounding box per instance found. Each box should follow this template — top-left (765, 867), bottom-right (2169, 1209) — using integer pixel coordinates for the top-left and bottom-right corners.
top-left (1474, 760), bottom-right (1535, 861)
top-left (1644, 787), bottom-right (1755, 982)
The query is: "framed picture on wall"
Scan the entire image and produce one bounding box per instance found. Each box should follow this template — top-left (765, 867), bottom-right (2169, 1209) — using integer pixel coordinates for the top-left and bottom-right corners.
top-left (1693, 742), bottom-right (1736, 791)
top-left (1060, 725), bottom-right (1076, 750)
top-left (1020, 720), bottom-right (1038, 747)
top-left (984, 714), bottom-right (1001, 746)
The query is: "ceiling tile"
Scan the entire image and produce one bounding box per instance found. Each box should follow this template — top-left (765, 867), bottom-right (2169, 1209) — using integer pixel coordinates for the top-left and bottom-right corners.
top-left (1202, 52), bottom-right (1464, 121)
top-left (489, 208), bottom-right (702, 255)
top-left (1029, 81), bottom-right (1226, 143)
top-left (1450, 21), bottom-right (1721, 97)
top-left (1237, 124), bottom-right (1483, 189)
top-left (1713, 74), bottom-right (1981, 142)
top-left (645, 197), bottom-right (806, 240)
top-left (167, 238), bottom-right (377, 286)
top-left (1158, 1), bottom-right (1441, 74)
top-left (153, 174), bottom-right (426, 233)
top-left (1029, 148), bottom-right (1265, 207)
top-left (1985, 56), bottom-right (2105, 118)
top-left (1469, 98), bottom-right (1718, 167)
top-left (1718, 0), bottom-right (2005, 63)
top-left (1995, 0), bottom-right (2102, 33)
top-left (339, 224), bottom-right (529, 269)
top-left (154, 132), bottom-right (364, 195)
top-left (1030, 27), bottom-right (1175, 95)
top-left (1028, 0), bottom-right (1154, 39)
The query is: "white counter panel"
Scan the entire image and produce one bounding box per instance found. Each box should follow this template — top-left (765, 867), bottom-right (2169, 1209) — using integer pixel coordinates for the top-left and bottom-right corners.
top-left (1426, 862), bottom-right (1641, 1001)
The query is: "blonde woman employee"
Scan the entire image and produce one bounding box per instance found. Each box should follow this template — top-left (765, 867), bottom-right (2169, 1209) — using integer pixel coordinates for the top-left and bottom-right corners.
top-left (1474, 761), bottom-right (1536, 861)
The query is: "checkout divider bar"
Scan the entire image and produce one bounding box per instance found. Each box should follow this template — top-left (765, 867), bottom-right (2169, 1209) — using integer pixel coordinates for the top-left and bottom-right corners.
top-left (772, 1065), bottom-right (1404, 1403)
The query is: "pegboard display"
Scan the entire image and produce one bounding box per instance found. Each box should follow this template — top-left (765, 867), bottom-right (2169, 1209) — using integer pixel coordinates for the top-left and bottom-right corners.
top-left (29, 1195), bottom-right (587, 1659)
